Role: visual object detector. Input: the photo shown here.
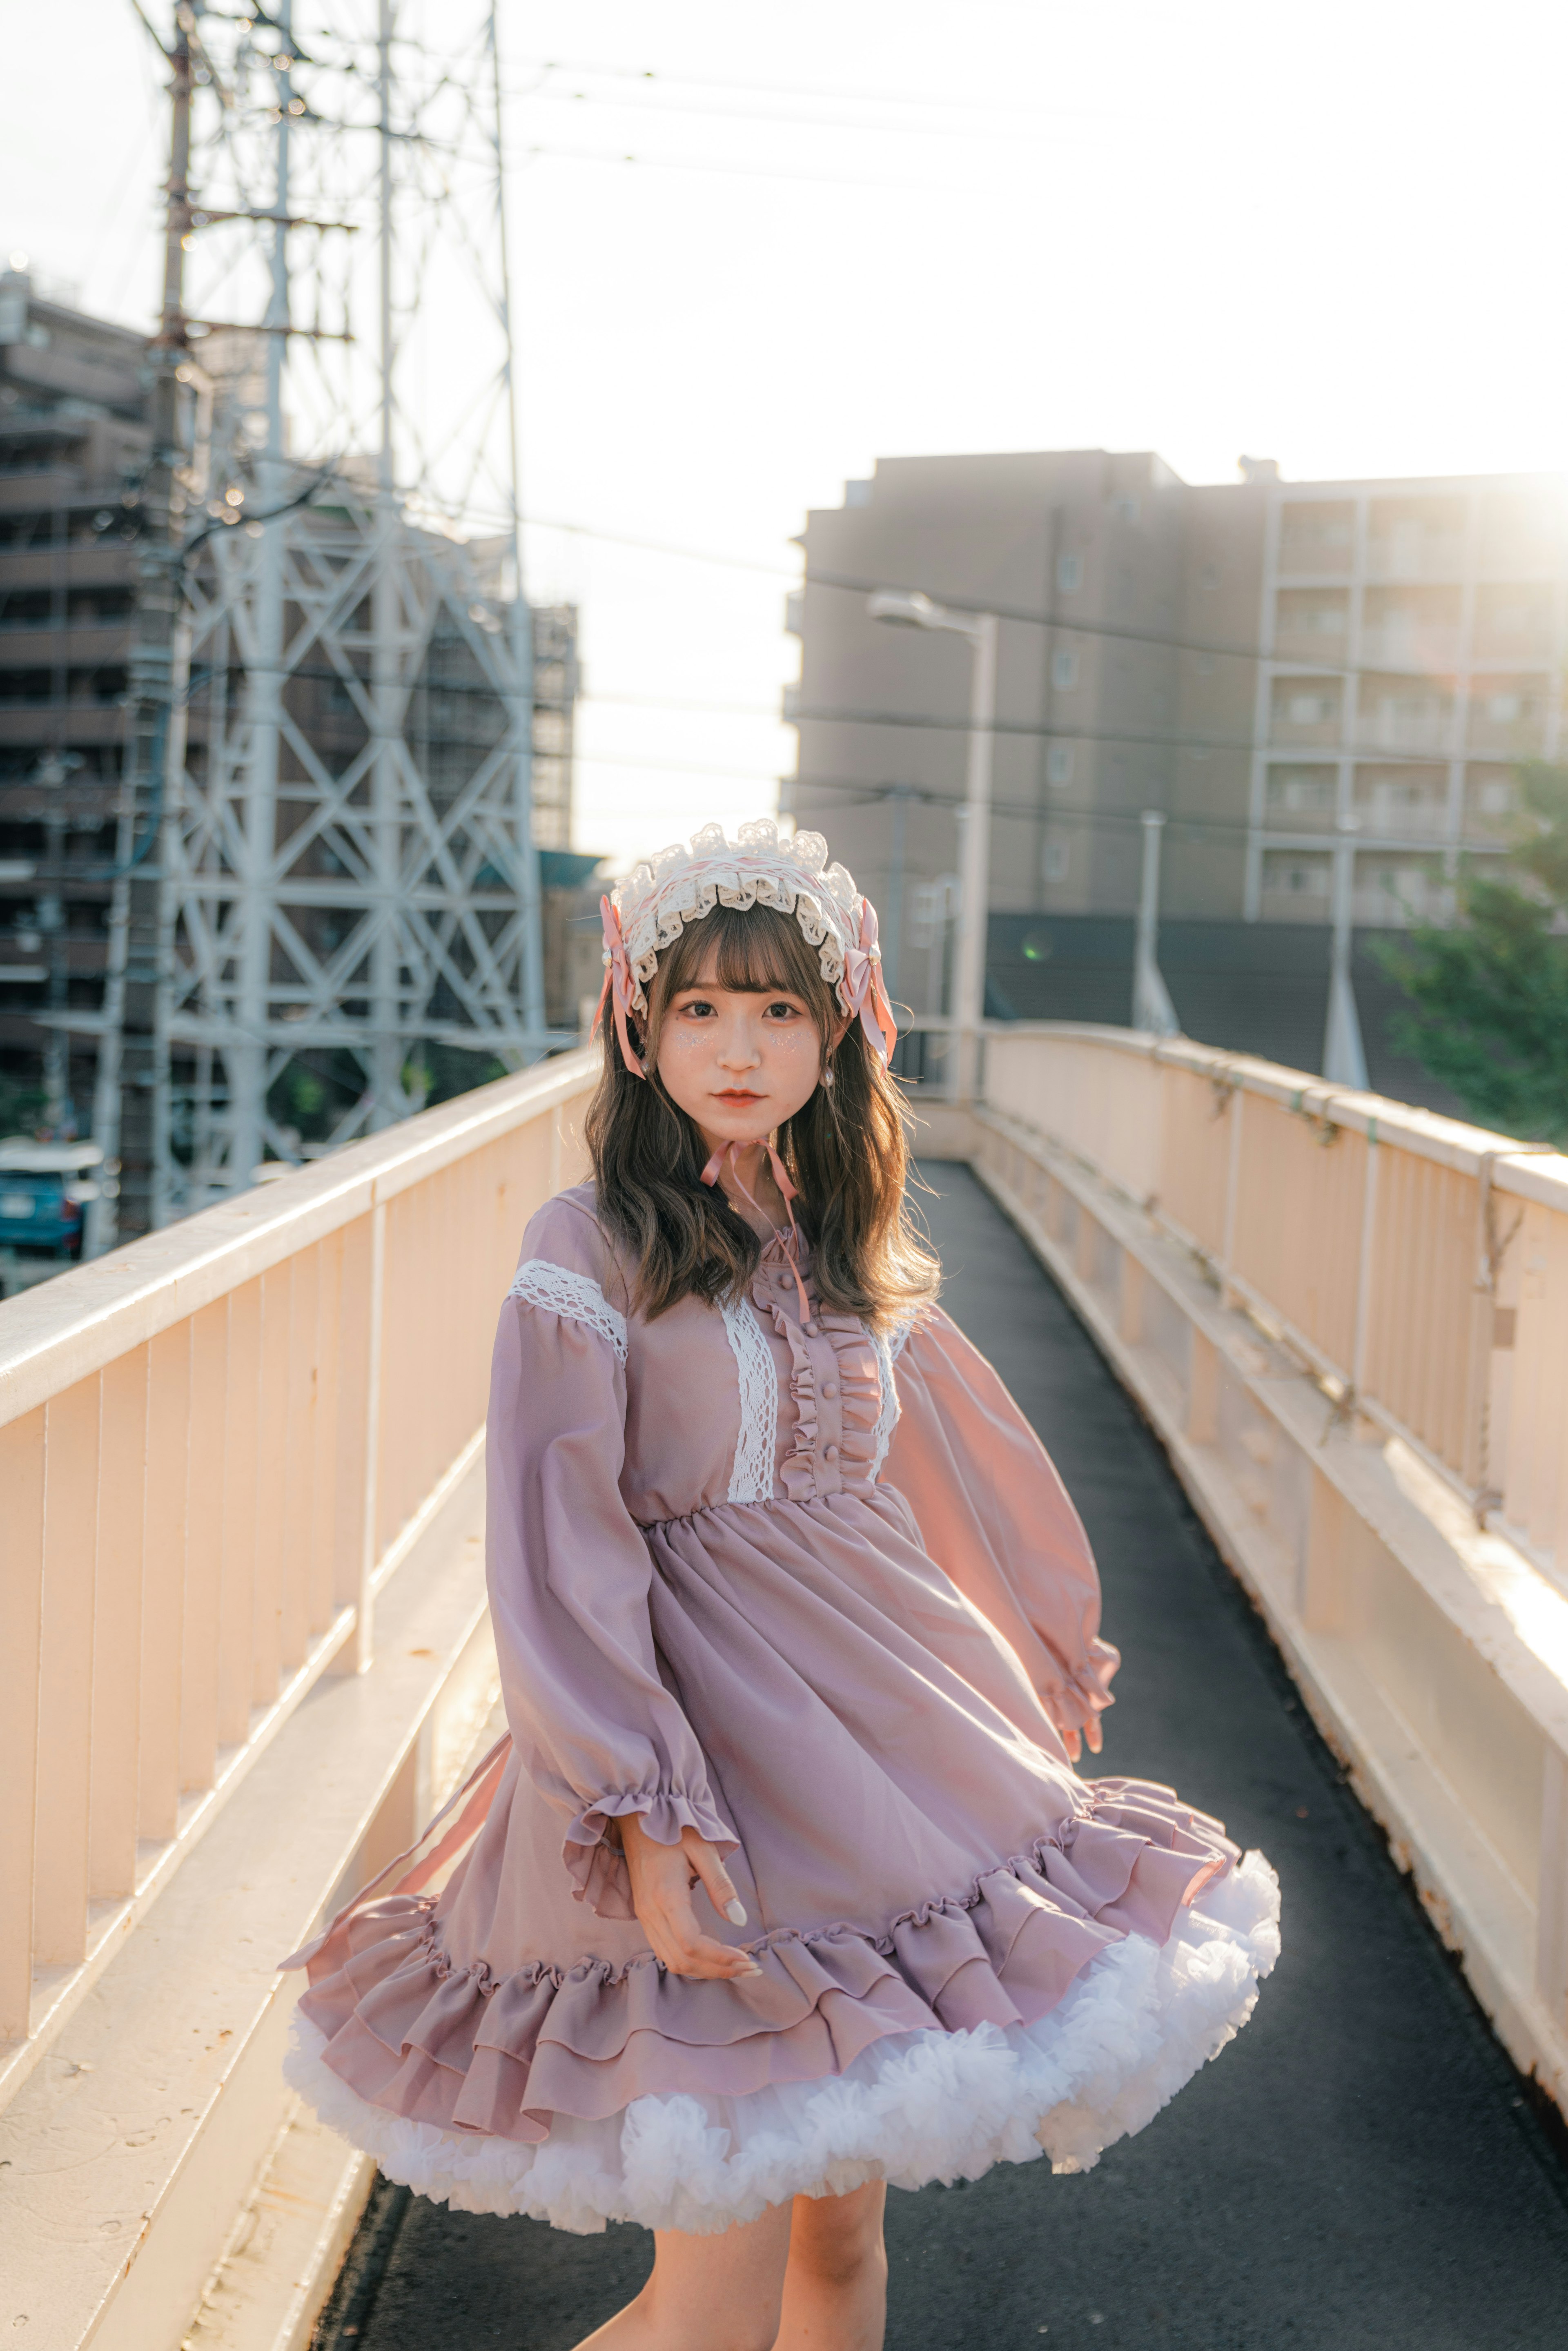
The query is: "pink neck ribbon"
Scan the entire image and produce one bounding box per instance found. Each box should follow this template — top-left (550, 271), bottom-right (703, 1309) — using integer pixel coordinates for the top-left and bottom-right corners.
top-left (701, 1137), bottom-right (812, 1321)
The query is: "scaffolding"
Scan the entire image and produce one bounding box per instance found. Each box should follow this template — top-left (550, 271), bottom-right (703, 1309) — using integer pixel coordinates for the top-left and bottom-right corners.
top-left (90, 0), bottom-right (571, 1244)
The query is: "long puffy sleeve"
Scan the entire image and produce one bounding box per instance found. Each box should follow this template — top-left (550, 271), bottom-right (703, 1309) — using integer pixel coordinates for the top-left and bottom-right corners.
top-left (881, 1308), bottom-right (1120, 1740)
top-left (486, 1196), bottom-right (735, 1917)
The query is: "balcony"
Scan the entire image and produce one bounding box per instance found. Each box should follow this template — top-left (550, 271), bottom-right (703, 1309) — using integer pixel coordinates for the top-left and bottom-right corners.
top-left (1363, 688), bottom-right (1452, 754)
top-left (0, 469), bottom-right (84, 516)
top-left (1365, 531), bottom-right (1468, 581)
top-left (1356, 623), bottom-right (1462, 673)
top-left (2, 1038), bottom-right (1565, 2343)
top-left (0, 622), bottom-right (132, 669)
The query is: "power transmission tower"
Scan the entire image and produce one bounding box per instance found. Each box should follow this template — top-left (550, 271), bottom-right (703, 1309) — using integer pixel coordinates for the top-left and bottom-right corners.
top-left (94, 0), bottom-right (566, 1246)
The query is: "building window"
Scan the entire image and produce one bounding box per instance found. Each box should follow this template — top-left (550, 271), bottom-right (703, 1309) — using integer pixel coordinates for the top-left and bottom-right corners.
top-left (1112, 496), bottom-right (1140, 524)
top-left (1478, 777), bottom-right (1513, 815)
top-left (1046, 742), bottom-right (1073, 787)
top-left (1051, 648), bottom-right (1079, 691)
top-left (1264, 853), bottom-right (1330, 898)
top-left (1042, 838), bottom-right (1070, 883)
top-left (1284, 692), bottom-right (1333, 725)
top-left (1268, 769), bottom-right (1333, 813)
top-left (1056, 552), bottom-right (1082, 595)
top-left (1486, 692), bottom-right (1531, 724)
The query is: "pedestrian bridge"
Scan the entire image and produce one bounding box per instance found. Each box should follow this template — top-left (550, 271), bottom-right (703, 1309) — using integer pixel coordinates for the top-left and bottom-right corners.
top-left (3, 1030), bottom-right (1567, 2348)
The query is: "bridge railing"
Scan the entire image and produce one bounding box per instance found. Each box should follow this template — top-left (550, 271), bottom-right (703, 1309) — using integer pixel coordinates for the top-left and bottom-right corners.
top-left (985, 1024), bottom-right (1568, 1564)
top-left (0, 1049), bottom-right (597, 2057)
top-left (976, 1021), bottom-right (1568, 2125)
top-left (4, 1022), bottom-right (1566, 2351)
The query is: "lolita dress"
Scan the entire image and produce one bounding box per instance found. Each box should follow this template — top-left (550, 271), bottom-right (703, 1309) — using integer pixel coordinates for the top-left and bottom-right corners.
top-left (281, 822), bottom-right (1280, 2236)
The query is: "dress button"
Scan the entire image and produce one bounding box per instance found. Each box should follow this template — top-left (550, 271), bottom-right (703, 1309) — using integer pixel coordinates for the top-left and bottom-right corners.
top-left (777, 1272), bottom-right (793, 1289)
top-left (821, 1380), bottom-right (838, 1398)
top-left (824, 1442), bottom-right (839, 1461)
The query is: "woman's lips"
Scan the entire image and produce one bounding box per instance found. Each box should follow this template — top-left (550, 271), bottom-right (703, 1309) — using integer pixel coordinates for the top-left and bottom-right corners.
top-left (714, 1090), bottom-right (763, 1103)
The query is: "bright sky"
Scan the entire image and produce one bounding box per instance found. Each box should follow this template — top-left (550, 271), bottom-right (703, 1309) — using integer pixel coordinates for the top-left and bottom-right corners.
top-left (7, 1), bottom-right (1568, 870)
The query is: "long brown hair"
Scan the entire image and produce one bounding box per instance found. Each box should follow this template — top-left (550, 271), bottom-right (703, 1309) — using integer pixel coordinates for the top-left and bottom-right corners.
top-left (586, 901), bottom-right (939, 1330)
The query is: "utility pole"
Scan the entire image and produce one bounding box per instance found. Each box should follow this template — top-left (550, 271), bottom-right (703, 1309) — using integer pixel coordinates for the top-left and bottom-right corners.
top-left (489, 0), bottom-right (546, 1056)
top-left (230, 3), bottom-right (294, 1182)
top-left (1131, 811), bottom-right (1179, 1036)
top-left (882, 783), bottom-right (913, 1011)
top-left (1323, 813), bottom-right (1369, 1089)
top-left (368, 0), bottom-right (405, 1130)
top-left (97, 2), bottom-right (192, 1244)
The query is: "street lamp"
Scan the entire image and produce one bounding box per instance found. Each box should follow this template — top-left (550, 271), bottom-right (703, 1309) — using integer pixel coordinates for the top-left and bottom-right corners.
top-left (868, 588), bottom-right (998, 1101)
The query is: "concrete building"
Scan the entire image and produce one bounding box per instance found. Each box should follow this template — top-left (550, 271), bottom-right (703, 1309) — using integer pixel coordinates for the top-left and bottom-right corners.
top-left (0, 270), bottom-right (150, 1141)
top-left (783, 452), bottom-right (1568, 1097)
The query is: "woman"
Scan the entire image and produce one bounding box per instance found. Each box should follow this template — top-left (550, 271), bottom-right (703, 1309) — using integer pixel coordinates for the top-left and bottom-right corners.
top-left (282, 820), bottom-right (1279, 2351)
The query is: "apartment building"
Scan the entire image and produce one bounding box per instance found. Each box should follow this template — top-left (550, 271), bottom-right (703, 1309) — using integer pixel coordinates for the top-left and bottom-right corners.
top-left (0, 269), bottom-right (150, 1138)
top-left (783, 452), bottom-right (1568, 1090)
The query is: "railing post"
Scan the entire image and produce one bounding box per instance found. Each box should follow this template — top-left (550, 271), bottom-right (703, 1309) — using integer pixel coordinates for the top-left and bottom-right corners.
top-left (1219, 1081), bottom-right (1245, 1306)
top-left (1541, 1747), bottom-right (1568, 2039)
top-left (1350, 1116), bottom-right (1380, 1417)
top-left (354, 1197), bottom-right (388, 1673)
top-left (0, 1410), bottom-right (46, 2039)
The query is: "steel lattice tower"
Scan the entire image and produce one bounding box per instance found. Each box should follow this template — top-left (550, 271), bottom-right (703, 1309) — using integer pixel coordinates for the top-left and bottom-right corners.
top-left (92, 0), bottom-right (569, 1241)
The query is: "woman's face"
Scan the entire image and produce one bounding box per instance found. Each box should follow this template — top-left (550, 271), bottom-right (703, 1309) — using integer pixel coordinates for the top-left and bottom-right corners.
top-left (654, 946), bottom-right (841, 1151)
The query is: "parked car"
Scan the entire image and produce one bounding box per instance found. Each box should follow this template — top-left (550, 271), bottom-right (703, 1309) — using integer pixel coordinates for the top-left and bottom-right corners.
top-left (0, 1138), bottom-right (103, 1260)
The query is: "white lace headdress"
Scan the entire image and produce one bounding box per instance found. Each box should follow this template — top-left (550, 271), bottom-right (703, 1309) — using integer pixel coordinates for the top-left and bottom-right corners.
top-left (592, 818), bottom-right (898, 1075)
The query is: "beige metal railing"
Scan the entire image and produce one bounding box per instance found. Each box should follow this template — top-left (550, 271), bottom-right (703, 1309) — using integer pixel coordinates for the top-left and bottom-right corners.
top-left (0, 1049), bottom-right (597, 2059)
top-left (976, 1021), bottom-right (1568, 2123)
top-left (985, 1024), bottom-right (1568, 1572)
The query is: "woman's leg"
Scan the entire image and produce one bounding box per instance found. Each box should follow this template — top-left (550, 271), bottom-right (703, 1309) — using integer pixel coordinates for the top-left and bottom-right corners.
top-left (774, 2181), bottom-right (888, 2351)
top-left (570, 2200), bottom-right (795, 2351)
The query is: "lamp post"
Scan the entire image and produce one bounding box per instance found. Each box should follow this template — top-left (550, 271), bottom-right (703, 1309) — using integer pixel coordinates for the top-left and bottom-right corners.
top-left (868, 590), bottom-right (997, 1101)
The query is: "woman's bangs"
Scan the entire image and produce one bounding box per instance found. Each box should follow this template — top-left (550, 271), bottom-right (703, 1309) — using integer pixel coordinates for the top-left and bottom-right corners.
top-left (668, 904), bottom-right (824, 1004)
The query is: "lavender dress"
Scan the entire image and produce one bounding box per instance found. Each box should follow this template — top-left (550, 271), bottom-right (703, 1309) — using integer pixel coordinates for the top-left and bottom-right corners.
top-left (283, 1184), bottom-right (1279, 2235)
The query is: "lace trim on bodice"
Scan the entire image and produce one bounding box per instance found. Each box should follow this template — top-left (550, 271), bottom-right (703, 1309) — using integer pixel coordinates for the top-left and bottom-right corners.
top-left (506, 1259), bottom-right (628, 1365)
top-left (869, 1312), bottom-right (920, 1480)
top-left (720, 1298), bottom-right (780, 1503)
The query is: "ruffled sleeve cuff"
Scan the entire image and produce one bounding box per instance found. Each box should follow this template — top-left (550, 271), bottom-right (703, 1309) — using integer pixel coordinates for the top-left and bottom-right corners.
top-left (1041, 1636), bottom-right (1121, 1739)
top-left (564, 1787), bottom-right (739, 1919)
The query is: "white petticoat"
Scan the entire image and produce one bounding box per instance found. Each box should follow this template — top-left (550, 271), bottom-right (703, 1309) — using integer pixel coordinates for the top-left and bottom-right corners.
top-left (286, 1850), bottom-right (1279, 2237)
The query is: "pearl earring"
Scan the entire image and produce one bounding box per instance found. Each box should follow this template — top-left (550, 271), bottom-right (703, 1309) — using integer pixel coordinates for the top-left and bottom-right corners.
top-left (822, 1062), bottom-right (835, 1089)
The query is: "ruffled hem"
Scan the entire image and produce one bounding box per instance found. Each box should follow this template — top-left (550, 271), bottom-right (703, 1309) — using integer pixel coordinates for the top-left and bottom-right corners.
top-left (564, 1787), bottom-right (739, 1919)
top-left (285, 1851), bottom-right (1280, 2234)
top-left (285, 1778), bottom-right (1248, 2148)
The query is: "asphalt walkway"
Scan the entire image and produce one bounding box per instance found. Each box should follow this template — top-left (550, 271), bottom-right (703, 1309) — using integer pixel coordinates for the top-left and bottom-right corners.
top-left (314, 1163), bottom-right (1568, 2351)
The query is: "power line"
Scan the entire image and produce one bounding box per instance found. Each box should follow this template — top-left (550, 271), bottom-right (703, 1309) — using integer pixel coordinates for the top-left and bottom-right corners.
top-left (521, 85), bottom-right (1062, 146)
top-left (785, 770), bottom-right (1506, 854)
top-left (514, 511), bottom-right (1506, 692)
top-left (521, 56), bottom-right (1067, 119)
top-left (514, 142), bottom-right (982, 197)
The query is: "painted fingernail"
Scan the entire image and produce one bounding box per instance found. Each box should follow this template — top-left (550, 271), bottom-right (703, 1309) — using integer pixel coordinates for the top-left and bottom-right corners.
top-left (737, 1961), bottom-right (764, 1978)
top-left (724, 1899), bottom-right (748, 1925)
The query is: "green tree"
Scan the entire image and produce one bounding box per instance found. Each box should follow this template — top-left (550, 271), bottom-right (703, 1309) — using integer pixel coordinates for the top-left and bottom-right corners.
top-left (1380, 760), bottom-right (1568, 1142)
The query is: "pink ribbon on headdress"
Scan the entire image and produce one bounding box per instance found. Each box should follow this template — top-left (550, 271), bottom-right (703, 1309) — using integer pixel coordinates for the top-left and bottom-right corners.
top-left (592, 894), bottom-right (646, 1077)
top-left (842, 900), bottom-right (899, 1064)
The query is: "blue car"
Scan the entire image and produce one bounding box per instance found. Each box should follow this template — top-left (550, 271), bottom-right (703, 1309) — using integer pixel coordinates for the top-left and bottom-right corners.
top-left (0, 1141), bottom-right (104, 1260)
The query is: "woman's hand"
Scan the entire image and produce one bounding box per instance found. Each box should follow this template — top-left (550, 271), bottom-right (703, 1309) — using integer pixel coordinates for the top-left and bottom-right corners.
top-left (1060, 1715), bottom-right (1104, 1765)
top-left (620, 1815), bottom-right (764, 1982)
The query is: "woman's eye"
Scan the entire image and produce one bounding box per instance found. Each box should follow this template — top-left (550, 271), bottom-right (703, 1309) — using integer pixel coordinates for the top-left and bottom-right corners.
top-left (765, 1001), bottom-right (800, 1019)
